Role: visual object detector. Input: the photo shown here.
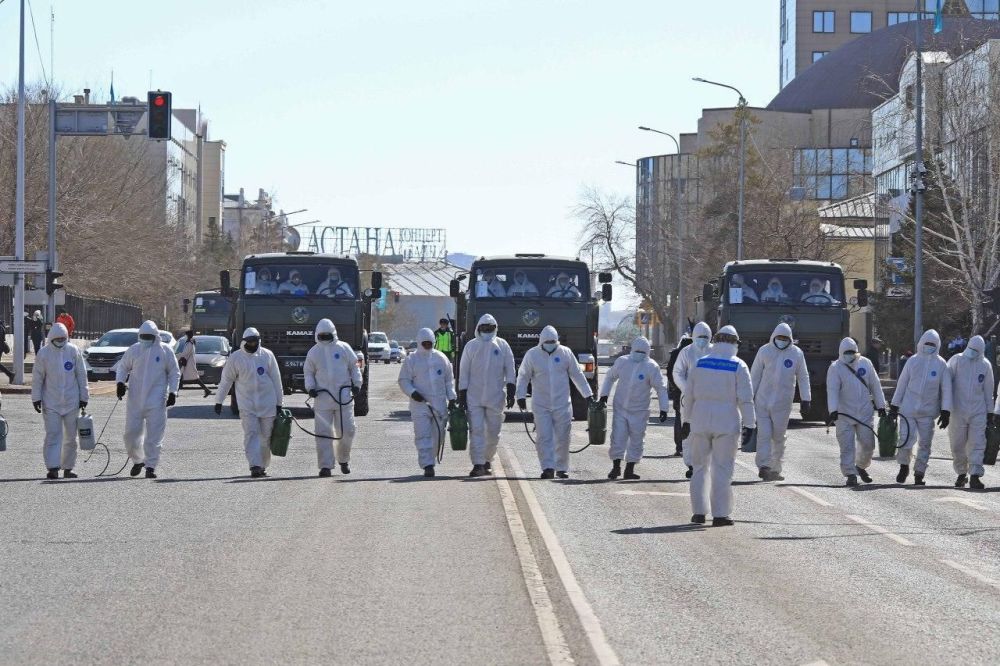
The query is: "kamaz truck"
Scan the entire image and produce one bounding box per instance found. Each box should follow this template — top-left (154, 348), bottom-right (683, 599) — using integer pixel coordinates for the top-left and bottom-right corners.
top-left (189, 290), bottom-right (232, 335)
top-left (220, 252), bottom-right (382, 416)
top-left (450, 254), bottom-right (613, 421)
top-left (695, 259), bottom-right (868, 422)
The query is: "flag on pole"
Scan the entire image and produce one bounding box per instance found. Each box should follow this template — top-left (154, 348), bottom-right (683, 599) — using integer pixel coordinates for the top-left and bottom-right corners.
top-left (934, 0), bottom-right (944, 34)
top-left (110, 71), bottom-right (116, 104)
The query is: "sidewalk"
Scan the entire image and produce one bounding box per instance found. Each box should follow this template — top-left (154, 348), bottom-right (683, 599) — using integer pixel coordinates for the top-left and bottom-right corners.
top-left (2, 336), bottom-right (105, 395)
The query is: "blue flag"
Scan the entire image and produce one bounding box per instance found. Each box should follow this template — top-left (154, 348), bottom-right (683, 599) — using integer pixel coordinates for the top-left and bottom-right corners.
top-left (934, 0), bottom-right (944, 34)
top-left (109, 71), bottom-right (116, 104)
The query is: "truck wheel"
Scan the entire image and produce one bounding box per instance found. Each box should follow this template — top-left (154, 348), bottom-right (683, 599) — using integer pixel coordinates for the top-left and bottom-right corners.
top-left (570, 384), bottom-right (588, 422)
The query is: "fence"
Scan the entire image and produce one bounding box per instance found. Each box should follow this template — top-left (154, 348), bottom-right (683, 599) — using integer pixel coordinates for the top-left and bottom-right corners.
top-left (0, 287), bottom-right (143, 340)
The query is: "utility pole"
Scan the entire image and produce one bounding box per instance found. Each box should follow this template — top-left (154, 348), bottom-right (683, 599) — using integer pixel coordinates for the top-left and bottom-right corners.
top-left (913, 11), bottom-right (925, 346)
top-left (13, 0), bottom-right (27, 384)
top-left (47, 99), bottom-right (58, 325)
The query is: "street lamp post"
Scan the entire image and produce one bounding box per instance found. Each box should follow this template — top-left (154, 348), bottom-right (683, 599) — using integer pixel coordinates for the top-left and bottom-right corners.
top-left (638, 128), bottom-right (686, 340)
top-left (693, 77), bottom-right (747, 260)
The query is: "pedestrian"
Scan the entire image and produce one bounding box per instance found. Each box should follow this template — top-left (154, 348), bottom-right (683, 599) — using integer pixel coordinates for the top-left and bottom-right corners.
top-left (398, 327), bottom-right (456, 477)
top-left (433, 317), bottom-right (457, 362)
top-left (682, 325), bottom-right (755, 526)
top-left (672, 321), bottom-right (713, 478)
top-left (0, 317), bottom-right (14, 382)
top-left (890, 329), bottom-right (952, 485)
top-left (31, 323), bottom-right (88, 480)
top-left (304, 318), bottom-right (362, 477)
top-left (826, 337), bottom-right (886, 486)
top-left (947, 335), bottom-right (993, 490)
top-left (600, 336), bottom-right (669, 481)
top-left (115, 320), bottom-right (180, 479)
top-left (666, 334), bottom-right (693, 456)
top-left (864, 337), bottom-right (883, 374)
top-left (28, 311), bottom-right (44, 354)
top-left (214, 327), bottom-right (284, 478)
top-left (750, 322), bottom-right (811, 482)
top-left (176, 330), bottom-right (212, 398)
top-left (515, 325), bottom-right (593, 479)
top-left (55, 309), bottom-right (75, 339)
top-left (457, 314), bottom-right (516, 477)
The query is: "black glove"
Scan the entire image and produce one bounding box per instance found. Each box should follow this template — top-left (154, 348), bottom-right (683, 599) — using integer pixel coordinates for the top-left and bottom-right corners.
top-left (506, 384), bottom-right (516, 409)
top-left (878, 408), bottom-right (887, 419)
top-left (990, 413), bottom-right (999, 427)
top-left (79, 400), bottom-right (87, 410)
top-left (448, 399), bottom-right (457, 411)
top-left (411, 391), bottom-right (425, 403)
top-left (116, 382), bottom-right (127, 400)
top-left (937, 410), bottom-right (950, 429)
top-left (179, 357), bottom-right (187, 368)
top-left (351, 385), bottom-right (361, 399)
top-left (741, 426), bottom-right (756, 446)
top-left (826, 410), bottom-right (839, 427)
top-left (214, 403), bottom-right (222, 415)
top-left (799, 400), bottom-right (810, 415)
top-left (458, 389), bottom-right (468, 410)
top-left (166, 393), bottom-right (176, 407)
top-left (308, 388), bottom-right (318, 398)
top-left (599, 395), bottom-right (609, 405)
top-left (276, 405), bottom-right (283, 417)
top-left (517, 397), bottom-right (527, 410)
top-left (33, 400), bottom-right (42, 413)
top-left (681, 422), bottom-right (691, 439)
top-left (659, 410), bottom-right (668, 423)
top-left (888, 405), bottom-right (899, 419)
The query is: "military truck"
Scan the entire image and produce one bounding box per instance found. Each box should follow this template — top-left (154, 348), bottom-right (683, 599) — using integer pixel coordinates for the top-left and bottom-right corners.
top-left (449, 254), bottom-right (613, 420)
top-left (188, 290), bottom-right (232, 335)
top-left (695, 259), bottom-right (868, 421)
top-left (220, 252), bottom-right (382, 416)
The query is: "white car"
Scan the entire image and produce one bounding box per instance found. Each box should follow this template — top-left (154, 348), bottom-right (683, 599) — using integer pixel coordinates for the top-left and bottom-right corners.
top-left (368, 331), bottom-right (391, 364)
top-left (83, 328), bottom-right (177, 381)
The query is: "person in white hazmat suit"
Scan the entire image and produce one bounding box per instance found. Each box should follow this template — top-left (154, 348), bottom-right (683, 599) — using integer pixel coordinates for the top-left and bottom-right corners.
top-left (947, 335), bottom-right (993, 490)
top-left (458, 314), bottom-right (516, 477)
top-left (515, 325), bottom-right (594, 479)
top-left (115, 320), bottom-right (180, 479)
top-left (683, 325), bottom-right (755, 526)
top-left (600, 336), bottom-right (669, 480)
top-left (672, 321), bottom-right (713, 479)
top-left (826, 337), bottom-right (886, 486)
top-left (750, 322), bottom-right (811, 482)
top-left (304, 319), bottom-right (362, 477)
top-left (398, 327), bottom-right (457, 477)
top-left (214, 327), bottom-right (284, 478)
top-left (32, 323), bottom-right (89, 479)
top-left (889, 329), bottom-right (952, 485)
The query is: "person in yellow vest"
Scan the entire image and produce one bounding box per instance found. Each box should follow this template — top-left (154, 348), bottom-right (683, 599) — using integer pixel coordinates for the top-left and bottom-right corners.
top-left (433, 318), bottom-right (456, 361)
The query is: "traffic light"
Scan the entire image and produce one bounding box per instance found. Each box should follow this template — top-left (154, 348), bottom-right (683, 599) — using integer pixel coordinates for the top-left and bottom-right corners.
top-left (147, 91), bottom-right (172, 140)
top-left (45, 269), bottom-right (64, 296)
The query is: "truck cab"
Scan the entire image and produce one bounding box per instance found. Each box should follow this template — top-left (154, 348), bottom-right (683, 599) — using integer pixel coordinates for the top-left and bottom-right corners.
top-left (222, 252), bottom-right (381, 416)
top-left (450, 254), bottom-right (613, 420)
top-left (190, 290), bottom-right (231, 335)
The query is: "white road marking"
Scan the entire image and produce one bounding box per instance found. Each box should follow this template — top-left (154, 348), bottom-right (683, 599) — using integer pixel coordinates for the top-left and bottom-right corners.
top-left (504, 452), bottom-right (622, 666)
top-left (800, 661), bottom-right (831, 666)
top-left (844, 514), bottom-right (914, 546)
top-left (493, 457), bottom-right (573, 665)
top-left (785, 486), bottom-right (834, 507)
top-left (615, 489), bottom-right (687, 497)
top-left (940, 559), bottom-right (1000, 592)
top-left (934, 496), bottom-right (990, 511)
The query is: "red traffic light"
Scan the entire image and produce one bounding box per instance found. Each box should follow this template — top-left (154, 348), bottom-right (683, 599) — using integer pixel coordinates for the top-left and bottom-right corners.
top-left (153, 95), bottom-right (166, 107)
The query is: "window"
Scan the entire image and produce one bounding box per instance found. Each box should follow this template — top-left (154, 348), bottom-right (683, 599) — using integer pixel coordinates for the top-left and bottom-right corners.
top-left (850, 11), bottom-right (872, 33)
top-left (242, 263), bottom-right (359, 299)
top-left (967, 0), bottom-right (1000, 19)
top-left (813, 11), bottom-right (834, 33)
top-left (726, 271), bottom-right (844, 307)
top-left (471, 266), bottom-right (589, 300)
top-left (780, 0), bottom-right (787, 43)
top-left (812, 51), bottom-right (828, 63)
top-left (793, 147), bottom-right (872, 201)
top-left (888, 11), bottom-right (931, 26)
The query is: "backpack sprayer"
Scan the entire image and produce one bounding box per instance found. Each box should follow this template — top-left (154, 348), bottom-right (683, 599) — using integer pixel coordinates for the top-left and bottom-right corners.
top-left (517, 398), bottom-right (607, 454)
top-left (827, 410), bottom-right (912, 457)
top-left (279, 385), bottom-right (357, 456)
top-left (80, 400), bottom-right (130, 476)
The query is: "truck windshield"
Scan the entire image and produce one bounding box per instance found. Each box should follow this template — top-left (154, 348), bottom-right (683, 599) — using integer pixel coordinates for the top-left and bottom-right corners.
top-left (726, 271), bottom-right (844, 306)
top-left (193, 294), bottom-right (229, 313)
top-left (243, 263), bottom-right (358, 299)
top-left (471, 266), bottom-right (588, 300)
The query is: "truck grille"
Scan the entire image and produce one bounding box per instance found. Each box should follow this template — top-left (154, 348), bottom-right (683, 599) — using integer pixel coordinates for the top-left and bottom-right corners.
top-left (87, 352), bottom-right (124, 368)
top-left (260, 332), bottom-right (313, 356)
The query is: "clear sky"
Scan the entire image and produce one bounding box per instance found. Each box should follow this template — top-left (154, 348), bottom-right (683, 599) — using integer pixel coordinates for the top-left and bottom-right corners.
top-left (0, 0), bottom-right (778, 260)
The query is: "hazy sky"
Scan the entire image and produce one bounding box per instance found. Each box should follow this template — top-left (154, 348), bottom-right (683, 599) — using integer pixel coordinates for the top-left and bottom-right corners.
top-left (0, 0), bottom-right (778, 260)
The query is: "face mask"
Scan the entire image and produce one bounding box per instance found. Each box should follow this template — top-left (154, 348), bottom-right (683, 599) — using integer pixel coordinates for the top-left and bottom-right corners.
top-left (774, 339), bottom-right (791, 350)
top-left (542, 341), bottom-right (558, 354)
top-left (318, 333), bottom-right (335, 345)
top-left (964, 347), bottom-right (980, 360)
top-left (140, 335), bottom-right (156, 348)
top-left (328, 275), bottom-right (339, 283)
top-left (478, 331), bottom-right (497, 342)
top-left (630, 351), bottom-right (647, 363)
top-left (922, 344), bottom-right (937, 355)
top-left (243, 340), bottom-right (260, 353)
top-left (51, 339), bottom-right (66, 348)
top-left (694, 337), bottom-right (710, 350)
top-left (842, 351), bottom-right (857, 363)
top-left (768, 284), bottom-right (780, 292)
top-left (420, 342), bottom-right (433, 353)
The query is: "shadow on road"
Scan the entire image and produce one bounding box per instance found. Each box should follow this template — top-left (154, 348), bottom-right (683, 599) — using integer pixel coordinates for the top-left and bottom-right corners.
top-left (155, 476), bottom-right (245, 484)
top-left (40, 476), bottom-right (133, 484)
top-left (167, 405), bottom-right (224, 420)
top-left (378, 410), bottom-right (412, 422)
top-left (612, 524), bottom-right (707, 535)
top-left (227, 475), bottom-right (322, 483)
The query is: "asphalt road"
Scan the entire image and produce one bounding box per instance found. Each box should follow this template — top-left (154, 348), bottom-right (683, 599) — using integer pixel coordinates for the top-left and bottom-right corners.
top-left (2, 363), bottom-right (1000, 665)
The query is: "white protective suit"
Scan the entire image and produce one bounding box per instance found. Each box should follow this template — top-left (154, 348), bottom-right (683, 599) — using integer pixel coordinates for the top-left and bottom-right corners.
top-left (516, 325), bottom-right (593, 473)
top-left (458, 314), bottom-right (516, 466)
top-left (32, 323), bottom-right (89, 471)
top-left (398, 328), bottom-right (456, 469)
top-left (947, 336), bottom-right (994, 477)
top-left (891, 329), bottom-right (953, 474)
top-left (177, 337), bottom-right (201, 382)
top-left (304, 319), bottom-right (363, 469)
top-left (672, 321), bottom-right (713, 466)
top-left (216, 328), bottom-right (284, 470)
top-left (601, 337), bottom-right (670, 463)
top-left (685, 336), bottom-right (756, 519)
top-left (116, 321), bottom-right (181, 469)
top-left (826, 337), bottom-right (886, 476)
top-left (750, 323), bottom-right (811, 474)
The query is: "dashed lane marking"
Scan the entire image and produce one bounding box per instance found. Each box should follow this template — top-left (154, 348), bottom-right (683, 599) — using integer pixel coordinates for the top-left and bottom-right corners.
top-left (615, 489), bottom-right (687, 497)
top-left (940, 559), bottom-right (1000, 592)
top-left (934, 496), bottom-right (990, 511)
top-left (784, 486), bottom-right (834, 507)
top-left (844, 514), bottom-right (914, 546)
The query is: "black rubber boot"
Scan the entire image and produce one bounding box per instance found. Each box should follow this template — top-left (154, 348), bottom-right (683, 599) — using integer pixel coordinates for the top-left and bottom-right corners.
top-left (970, 475), bottom-right (985, 490)
top-left (685, 466), bottom-right (693, 479)
top-left (319, 468), bottom-right (332, 478)
top-left (623, 462), bottom-right (640, 480)
top-left (846, 474), bottom-right (859, 487)
top-left (913, 471), bottom-right (925, 486)
top-left (856, 466), bottom-right (872, 483)
top-left (691, 514), bottom-right (706, 524)
top-left (145, 468), bottom-right (157, 479)
top-left (541, 468), bottom-right (555, 479)
top-left (250, 466), bottom-right (265, 478)
top-left (896, 465), bottom-right (909, 483)
top-left (712, 517), bottom-right (734, 527)
top-left (608, 459), bottom-right (621, 480)
top-left (955, 474), bottom-right (968, 488)
top-left (470, 464), bottom-right (487, 477)
top-left (758, 466), bottom-right (770, 480)
top-left (62, 469), bottom-right (78, 479)
top-left (46, 468), bottom-right (59, 480)
top-left (423, 465), bottom-right (435, 478)
top-left (340, 462), bottom-right (351, 475)
top-left (483, 461), bottom-right (493, 475)
top-left (130, 463), bottom-right (145, 477)
top-left (556, 471), bottom-right (569, 479)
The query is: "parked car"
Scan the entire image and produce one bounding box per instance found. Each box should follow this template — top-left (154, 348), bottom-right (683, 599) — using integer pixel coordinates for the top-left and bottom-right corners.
top-left (389, 340), bottom-right (405, 363)
top-left (175, 335), bottom-right (230, 385)
top-left (368, 331), bottom-right (392, 364)
top-left (84, 328), bottom-right (177, 381)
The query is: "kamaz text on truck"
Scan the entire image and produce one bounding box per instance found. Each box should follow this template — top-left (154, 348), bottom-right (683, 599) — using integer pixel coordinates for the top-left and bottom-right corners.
top-left (695, 259), bottom-right (868, 422)
top-left (220, 252), bottom-right (382, 416)
top-left (450, 254), bottom-right (613, 420)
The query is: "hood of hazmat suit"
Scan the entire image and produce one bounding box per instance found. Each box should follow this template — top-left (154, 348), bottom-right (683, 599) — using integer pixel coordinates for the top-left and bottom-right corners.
top-left (686, 333), bottom-right (755, 434)
top-left (750, 322), bottom-right (811, 410)
top-left (601, 336), bottom-right (669, 414)
top-left (116, 320), bottom-right (181, 412)
top-left (891, 329), bottom-right (952, 417)
top-left (947, 334), bottom-right (993, 416)
top-left (216, 328), bottom-right (283, 417)
top-left (515, 325), bottom-right (592, 411)
top-left (398, 327), bottom-right (456, 411)
top-left (304, 318), bottom-right (362, 411)
top-left (826, 337), bottom-right (885, 418)
top-left (458, 314), bottom-right (516, 408)
top-left (31, 322), bottom-right (89, 415)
